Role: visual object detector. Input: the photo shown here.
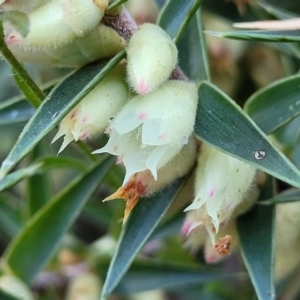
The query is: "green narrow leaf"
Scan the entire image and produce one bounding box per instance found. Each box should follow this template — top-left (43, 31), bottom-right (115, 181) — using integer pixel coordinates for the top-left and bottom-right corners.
top-left (0, 164), bottom-right (42, 193)
top-left (0, 23), bottom-right (44, 108)
top-left (38, 156), bottom-right (87, 172)
top-left (107, 0), bottom-right (128, 10)
top-left (237, 177), bottom-right (276, 300)
top-left (194, 81), bottom-right (300, 189)
top-left (0, 97), bottom-right (34, 125)
top-left (244, 73), bottom-right (300, 134)
top-left (259, 188), bottom-right (300, 205)
top-left (158, 0), bottom-right (203, 42)
top-left (101, 177), bottom-right (187, 299)
top-left (205, 29), bottom-right (300, 42)
top-left (2, 157), bottom-right (114, 283)
top-left (178, 8), bottom-right (210, 84)
top-left (0, 80), bottom-right (57, 125)
top-left (0, 51), bottom-right (125, 178)
top-left (114, 263), bottom-right (242, 294)
top-left (0, 200), bottom-right (21, 238)
top-left (26, 142), bottom-right (51, 218)
top-left (258, 0), bottom-right (299, 19)
top-left (0, 288), bottom-right (21, 300)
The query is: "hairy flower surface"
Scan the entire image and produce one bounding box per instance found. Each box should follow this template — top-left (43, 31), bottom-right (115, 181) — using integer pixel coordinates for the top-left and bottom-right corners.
top-left (7, 24), bottom-right (126, 67)
top-left (0, 0), bottom-right (48, 12)
top-left (4, 0), bottom-right (108, 49)
top-left (104, 138), bottom-right (197, 223)
top-left (126, 23), bottom-right (178, 95)
top-left (183, 144), bottom-right (257, 245)
top-left (52, 65), bottom-right (129, 153)
top-left (93, 80), bottom-right (198, 184)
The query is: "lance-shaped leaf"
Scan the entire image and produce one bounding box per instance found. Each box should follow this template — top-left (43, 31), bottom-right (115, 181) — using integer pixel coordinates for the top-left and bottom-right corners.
top-left (108, 0), bottom-right (128, 10)
top-left (114, 262), bottom-right (243, 293)
top-left (2, 157), bottom-right (113, 283)
top-left (259, 188), bottom-right (300, 205)
top-left (237, 177), bottom-right (276, 300)
top-left (0, 164), bottom-right (42, 193)
top-left (0, 288), bottom-right (20, 300)
top-left (205, 29), bottom-right (300, 42)
top-left (178, 8), bottom-right (210, 84)
top-left (0, 97), bottom-right (35, 125)
top-left (158, 0), bottom-right (203, 42)
top-left (194, 81), bottom-right (300, 189)
top-left (0, 51), bottom-right (126, 178)
top-left (101, 177), bottom-right (187, 299)
top-left (258, 0), bottom-right (300, 19)
top-left (244, 73), bottom-right (300, 134)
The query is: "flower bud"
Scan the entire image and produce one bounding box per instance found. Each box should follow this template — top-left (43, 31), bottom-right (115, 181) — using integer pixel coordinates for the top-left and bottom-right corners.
top-left (0, 275), bottom-right (34, 300)
top-left (4, 0), bottom-right (108, 49)
top-left (275, 201), bottom-right (300, 281)
top-left (183, 143), bottom-right (257, 246)
top-left (52, 64), bottom-right (129, 153)
top-left (103, 137), bottom-right (197, 223)
top-left (125, 0), bottom-right (159, 24)
top-left (0, 0), bottom-right (48, 12)
top-left (93, 80), bottom-right (198, 184)
top-left (7, 24), bottom-right (126, 67)
top-left (126, 23), bottom-right (178, 95)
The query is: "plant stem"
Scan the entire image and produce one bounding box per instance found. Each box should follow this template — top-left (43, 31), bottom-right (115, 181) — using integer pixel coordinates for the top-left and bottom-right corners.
top-left (0, 22), bottom-right (44, 108)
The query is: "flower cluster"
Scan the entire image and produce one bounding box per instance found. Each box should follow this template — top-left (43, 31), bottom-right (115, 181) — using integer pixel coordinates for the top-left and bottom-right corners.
top-left (1, 0), bottom-right (126, 67)
top-left (182, 144), bottom-right (259, 261)
top-left (2, 1), bottom-right (262, 262)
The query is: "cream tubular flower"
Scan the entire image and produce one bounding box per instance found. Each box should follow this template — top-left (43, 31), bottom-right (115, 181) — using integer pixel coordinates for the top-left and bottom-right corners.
top-left (275, 201), bottom-right (300, 281)
top-left (126, 23), bottom-right (178, 95)
top-left (7, 24), bottom-right (126, 67)
top-left (4, 0), bottom-right (108, 49)
top-left (103, 137), bottom-right (197, 223)
top-left (52, 64), bottom-right (129, 153)
top-left (0, 0), bottom-right (49, 12)
top-left (184, 143), bottom-right (257, 246)
top-left (93, 80), bottom-right (198, 184)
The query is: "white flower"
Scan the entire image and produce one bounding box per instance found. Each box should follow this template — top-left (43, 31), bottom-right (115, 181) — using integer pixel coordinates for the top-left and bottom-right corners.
top-left (126, 23), bottom-right (178, 95)
top-left (103, 137), bottom-right (197, 223)
top-left (52, 64), bottom-right (129, 153)
top-left (184, 143), bottom-right (257, 245)
top-left (93, 80), bottom-right (198, 184)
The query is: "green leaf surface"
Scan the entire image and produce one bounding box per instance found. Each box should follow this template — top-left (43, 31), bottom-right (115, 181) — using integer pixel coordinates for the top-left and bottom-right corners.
top-left (38, 156), bottom-right (87, 172)
top-left (194, 81), bottom-right (300, 189)
top-left (0, 199), bottom-right (21, 238)
top-left (0, 97), bottom-right (34, 125)
top-left (244, 73), bottom-right (300, 134)
top-left (259, 188), bottom-right (300, 204)
top-left (107, 0), bottom-right (128, 10)
top-left (0, 164), bottom-right (42, 193)
top-left (237, 177), bottom-right (276, 300)
top-left (115, 263), bottom-right (242, 293)
top-left (258, 0), bottom-right (300, 19)
top-left (3, 157), bottom-right (113, 283)
top-left (101, 177), bottom-right (187, 299)
top-left (0, 51), bottom-right (125, 178)
top-left (0, 288), bottom-right (21, 300)
top-left (26, 142), bottom-right (51, 218)
top-left (158, 0), bottom-right (203, 42)
top-left (0, 81), bottom-right (57, 125)
top-left (205, 29), bottom-right (300, 42)
top-left (178, 8), bottom-right (210, 84)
